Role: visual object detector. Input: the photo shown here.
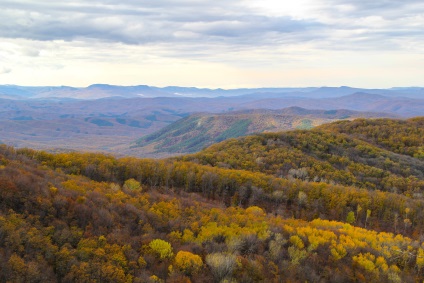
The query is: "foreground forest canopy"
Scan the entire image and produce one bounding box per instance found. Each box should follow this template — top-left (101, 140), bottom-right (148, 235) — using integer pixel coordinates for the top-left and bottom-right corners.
top-left (0, 117), bottom-right (424, 282)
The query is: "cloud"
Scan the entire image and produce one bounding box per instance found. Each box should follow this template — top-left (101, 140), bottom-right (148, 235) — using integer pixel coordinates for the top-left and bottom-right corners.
top-left (0, 1), bottom-right (326, 46)
top-left (0, 0), bottom-right (421, 57)
top-left (0, 0), bottom-right (423, 88)
top-left (22, 48), bottom-right (40, 57)
top-left (0, 67), bottom-right (12, 74)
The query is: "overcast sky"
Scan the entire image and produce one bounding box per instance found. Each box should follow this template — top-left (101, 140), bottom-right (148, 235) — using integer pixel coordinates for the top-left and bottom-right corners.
top-left (0, 0), bottom-right (423, 88)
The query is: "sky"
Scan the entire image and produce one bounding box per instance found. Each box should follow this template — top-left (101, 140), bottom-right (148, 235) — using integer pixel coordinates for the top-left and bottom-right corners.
top-left (0, 0), bottom-right (423, 88)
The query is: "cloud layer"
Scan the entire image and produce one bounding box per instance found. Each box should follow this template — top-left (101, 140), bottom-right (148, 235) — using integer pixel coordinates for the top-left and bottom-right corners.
top-left (0, 0), bottom-right (423, 87)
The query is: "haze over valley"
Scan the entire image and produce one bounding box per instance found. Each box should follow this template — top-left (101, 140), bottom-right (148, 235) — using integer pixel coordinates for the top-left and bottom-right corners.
top-left (1, 84), bottom-right (420, 156)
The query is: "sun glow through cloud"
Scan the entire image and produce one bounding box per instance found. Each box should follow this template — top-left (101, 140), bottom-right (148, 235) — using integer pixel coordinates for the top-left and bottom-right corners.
top-left (244, 0), bottom-right (317, 18)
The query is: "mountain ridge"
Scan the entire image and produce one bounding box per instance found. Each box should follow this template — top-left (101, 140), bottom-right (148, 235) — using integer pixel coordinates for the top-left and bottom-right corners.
top-left (180, 116), bottom-right (424, 193)
top-left (2, 84), bottom-right (424, 100)
top-left (1, 116), bottom-right (424, 281)
top-left (134, 107), bottom-right (398, 155)
top-left (0, 89), bottom-right (422, 156)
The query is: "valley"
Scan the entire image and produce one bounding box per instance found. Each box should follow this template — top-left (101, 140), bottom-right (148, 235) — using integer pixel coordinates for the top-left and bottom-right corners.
top-left (0, 117), bottom-right (423, 282)
top-left (3, 0), bottom-right (423, 281)
top-left (1, 85), bottom-right (424, 282)
top-left (1, 85), bottom-right (421, 157)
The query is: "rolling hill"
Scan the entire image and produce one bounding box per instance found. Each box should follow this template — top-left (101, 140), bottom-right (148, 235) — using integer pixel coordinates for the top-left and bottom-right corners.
top-left (180, 117), bottom-right (424, 194)
top-left (0, 87), bottom-right (423, 156)
top-left (236, 92), bottom-right (424, 117)
top-left (1, 116), bottom-right (424, 282)
top-left (133, 107), bottom-right (397, 154)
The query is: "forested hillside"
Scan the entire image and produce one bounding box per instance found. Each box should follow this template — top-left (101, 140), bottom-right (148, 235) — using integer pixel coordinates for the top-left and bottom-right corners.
top-left (318, 117), bottom-right (424, 158)
top-left (134, 107), bottom-right (394, 154)
top-left (2, 88), bottom-right (422, 157)
top-left (182, 117), bottom-right (424, 195)
top-left (0, 117), bottom-right (424, 282)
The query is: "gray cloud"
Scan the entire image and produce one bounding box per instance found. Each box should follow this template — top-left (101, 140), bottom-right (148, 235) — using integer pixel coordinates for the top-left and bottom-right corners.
top-left (0, 67), bottom-right (12, 74)
top-left (0, 0), bottom-right (326, 46)
top-left (326, 0), bottom-right (423, 14)
top-left (303, 0), bottom-right (424, 51)
top-left (0, 0), bottom-right (423, 58)
top-left (22, 48), bottom-right (40, 57)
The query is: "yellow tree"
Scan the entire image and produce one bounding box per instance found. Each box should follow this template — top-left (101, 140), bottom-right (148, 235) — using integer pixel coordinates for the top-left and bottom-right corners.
top-left (174, 251), bottom-right (203, 276)
top-left (149, 239), bottom-right (174, 261)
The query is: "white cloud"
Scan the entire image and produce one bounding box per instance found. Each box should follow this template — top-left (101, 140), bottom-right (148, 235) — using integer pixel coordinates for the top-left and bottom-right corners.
top-left (0, 0), bottom-right (423, 87)
top-left (0, 68), bottom-right (12, 74)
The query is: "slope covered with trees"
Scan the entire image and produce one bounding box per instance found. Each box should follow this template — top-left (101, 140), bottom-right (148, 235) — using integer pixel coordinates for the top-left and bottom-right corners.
top-left (134, 107), bottom-right (395, 154)
top-left (1, 117), bottom-right (424, 282)
top-left (182, 117), bottom-right (424, 195)
top-left (318, 117), bottom-right (424, 159)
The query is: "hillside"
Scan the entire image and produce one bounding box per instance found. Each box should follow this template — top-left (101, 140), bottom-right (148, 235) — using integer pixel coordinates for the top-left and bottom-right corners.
top-left (318, 117), bottom-right (424, 158)
top-left (0, 89), bottom-right (423, 156)
top-left (0, 97), bottom-right (188, 155)
top-left (2, 142), bottom-right (424, 282)
top-left (181, 117), bottom-right (424, 194)
top-left (237, 93), bottom-right (424, 117)
top-left (133, 107), bottom-right (395, 154)
top-left (1, 117), bottom-right (424, 281)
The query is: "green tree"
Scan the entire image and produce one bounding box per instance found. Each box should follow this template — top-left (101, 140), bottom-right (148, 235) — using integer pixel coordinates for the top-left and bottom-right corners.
top-left (149, 239), bottom-right (174, 260)
top-left (123, 178), bottom-right (142, 191)
top-left (346, 211), bottom-right (356, 224)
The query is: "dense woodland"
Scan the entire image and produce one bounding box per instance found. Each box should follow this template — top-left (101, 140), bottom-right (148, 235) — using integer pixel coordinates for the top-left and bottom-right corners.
top-left (0, 117), bottom-right (424, 282)
top-left (133, 108), bottom-right (392, 154)
top-left (183, 117), bottom-right (424, 195)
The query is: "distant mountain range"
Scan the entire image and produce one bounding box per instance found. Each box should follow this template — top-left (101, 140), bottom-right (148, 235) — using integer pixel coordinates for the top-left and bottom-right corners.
top-left (0, 84), bottom-right (423, 156)
top-left (236, 92), bottom-right (424, 117)
top-left (1, 84), bottom-right (424, 99)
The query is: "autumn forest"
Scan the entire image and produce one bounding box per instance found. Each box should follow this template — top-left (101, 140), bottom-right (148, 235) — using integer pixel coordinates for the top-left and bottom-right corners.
top-left (1, 117), bottom-right (424, 282)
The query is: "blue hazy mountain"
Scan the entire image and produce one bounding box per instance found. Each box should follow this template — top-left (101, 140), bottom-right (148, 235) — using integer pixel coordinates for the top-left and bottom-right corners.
top-left (1, 84), bottom-right (424, 100)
